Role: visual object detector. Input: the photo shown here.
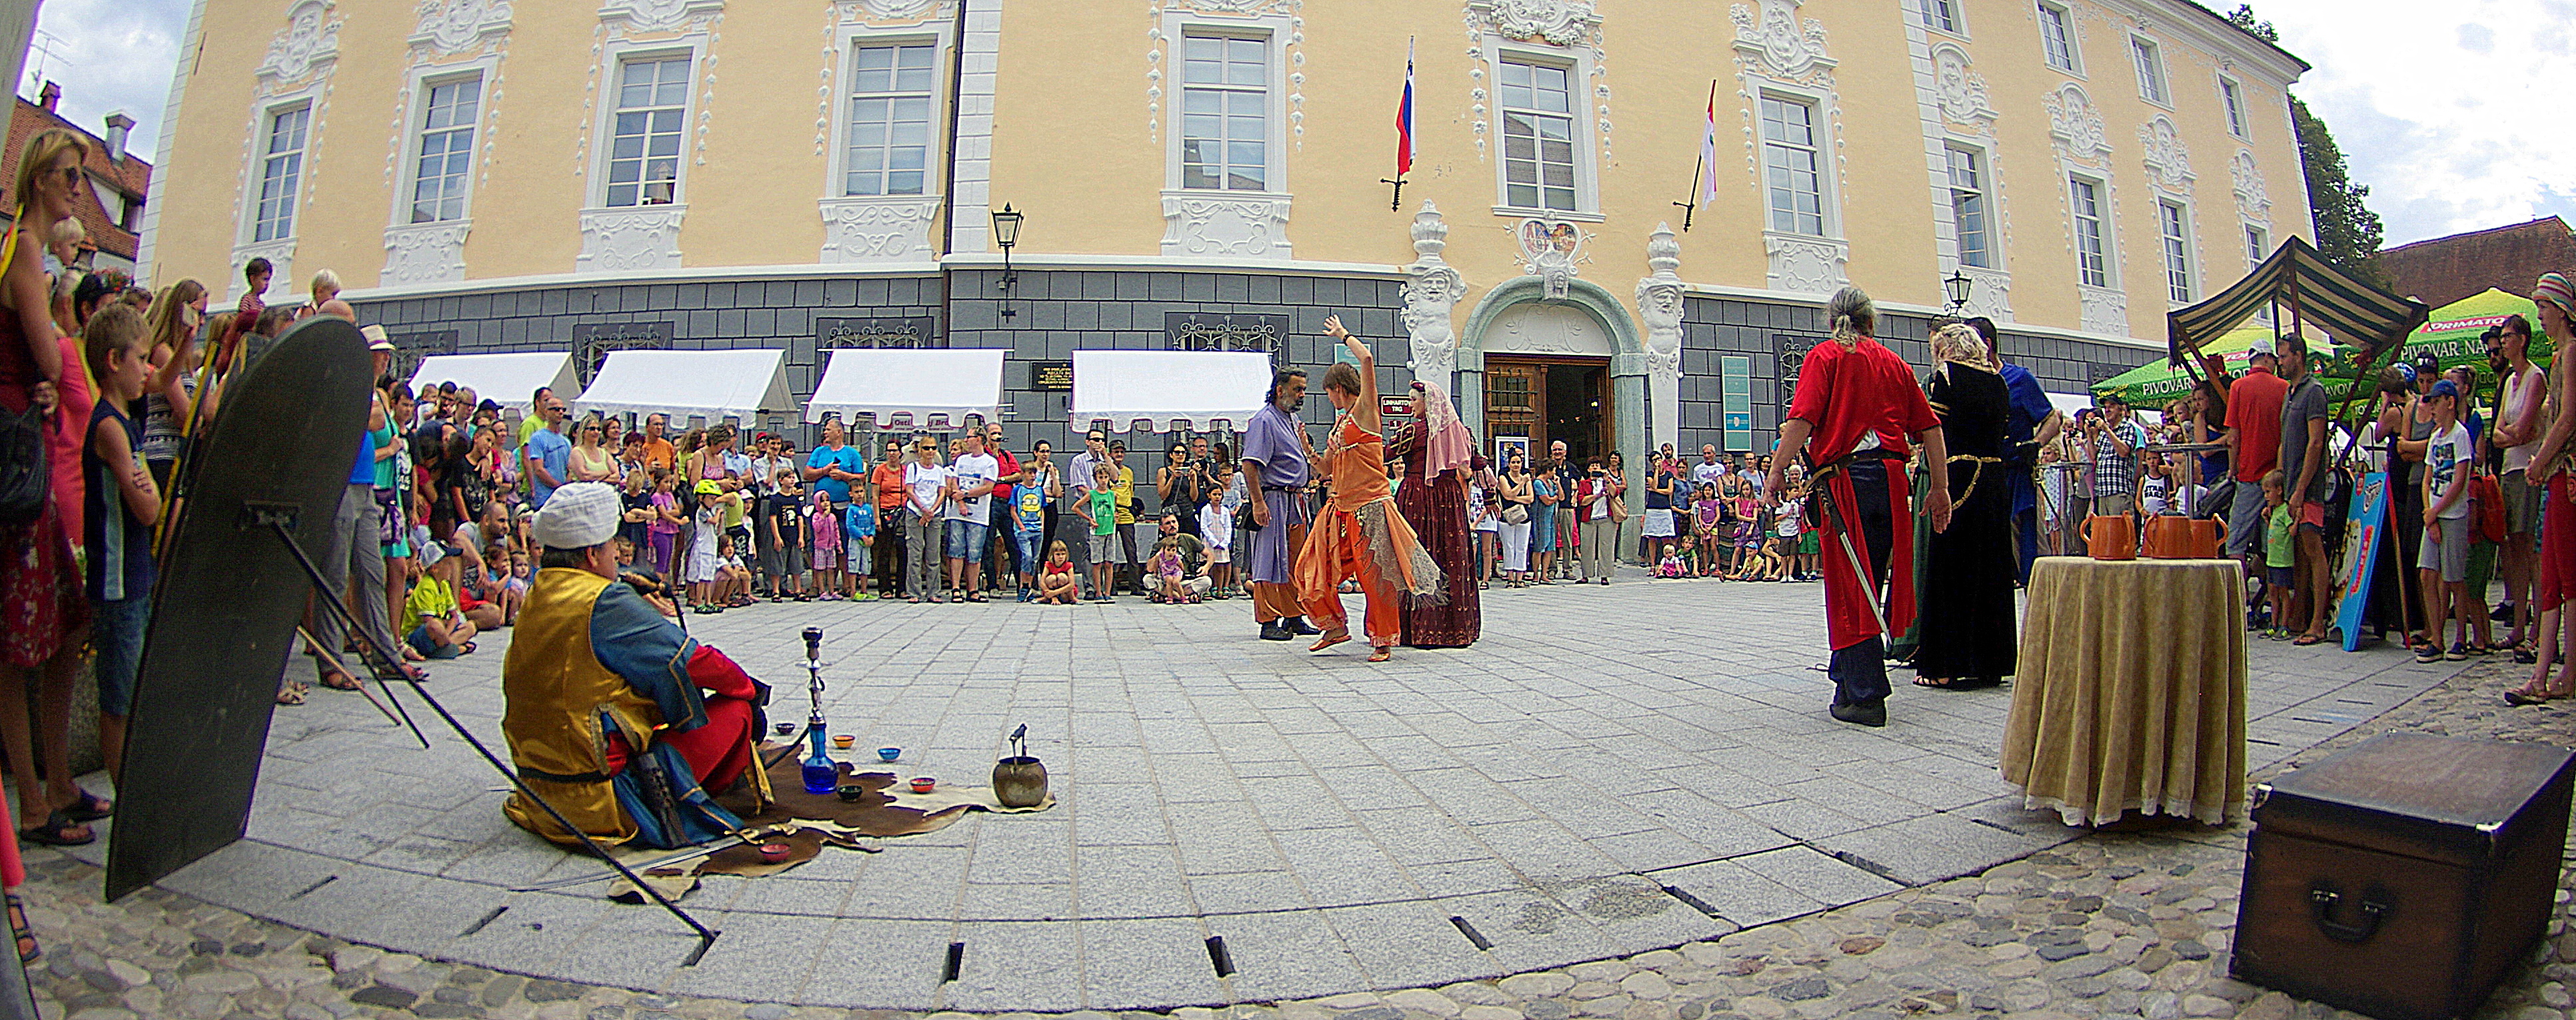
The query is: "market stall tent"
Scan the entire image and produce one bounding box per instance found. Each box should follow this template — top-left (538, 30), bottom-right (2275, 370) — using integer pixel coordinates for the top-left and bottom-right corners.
top-left (406, 352), bottom-right (580, 411)
top-left (804, 348), bottom-right (1006, 429)
top-left (1069, 350), bottom-right (1271, 432)
top-left (573, 348), bottom-right (792, 422)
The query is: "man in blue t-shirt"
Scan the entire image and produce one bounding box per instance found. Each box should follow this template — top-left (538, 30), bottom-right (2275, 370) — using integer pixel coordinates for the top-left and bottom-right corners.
top-left (800, 418), bottom-right (869, 538)
top-left (522, 396), bottom-right (572, 509)
top-left (1969, 318), bottom-right (2061, 585)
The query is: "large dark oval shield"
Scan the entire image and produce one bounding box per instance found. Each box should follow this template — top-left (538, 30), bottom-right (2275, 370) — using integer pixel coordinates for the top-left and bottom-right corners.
top-left (106, 315), bottom-right (372, 900)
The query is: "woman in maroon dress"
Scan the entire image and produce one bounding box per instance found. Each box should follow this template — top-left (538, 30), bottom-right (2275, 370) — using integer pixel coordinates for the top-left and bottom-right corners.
top-left (0, 129), bottom-right (103, 848)
top-left (1390, 380), bottom-right (1480, 648)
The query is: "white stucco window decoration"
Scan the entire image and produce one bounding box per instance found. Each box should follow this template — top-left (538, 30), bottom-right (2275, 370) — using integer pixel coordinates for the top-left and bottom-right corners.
top-left (231, 0), bottom-right (341, 300)
top-left (1155, 5), bottom-right (1296, 259)
top-left (2047, 82), bottom-right (2127, 336)
top-left (2037, 1), bottom-right (2080, 75)
top-left (1911, 27), bottom-right (2010, 322)
top-left (2229, 148), bottom-right (2271, 225)
top-left (378, 1), bottom-right (513, 287)
top-left (1730, 0), bottom-right (1847, 294)
top-left (571, 0), bottom-right (721, 274)
top-left (1464, 0), bottom-right (1612, 213)
top-left (1496, 55), bottom-right (1585, 213)
top-left (817, 10), bottom-right (951, 266)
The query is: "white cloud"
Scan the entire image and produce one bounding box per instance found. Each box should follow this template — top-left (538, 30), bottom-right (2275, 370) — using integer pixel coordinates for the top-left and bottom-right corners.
top-left (21, 0), bottom-right (185, 163)
top-left (2258, 0), bottom-right (2576, 247)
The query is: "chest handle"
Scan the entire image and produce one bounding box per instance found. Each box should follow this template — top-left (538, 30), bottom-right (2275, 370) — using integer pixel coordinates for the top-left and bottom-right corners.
top-left (2309, 881), bottom-right (2395, 943)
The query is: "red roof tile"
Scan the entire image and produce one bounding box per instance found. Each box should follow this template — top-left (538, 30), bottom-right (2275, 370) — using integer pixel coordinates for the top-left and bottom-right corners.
top-left (0, 93), bottom-right (153, 262)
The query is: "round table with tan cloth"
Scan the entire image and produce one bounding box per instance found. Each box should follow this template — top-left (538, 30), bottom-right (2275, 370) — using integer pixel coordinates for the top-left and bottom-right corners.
top-left (2001, 555), bottom-right (2247, 827)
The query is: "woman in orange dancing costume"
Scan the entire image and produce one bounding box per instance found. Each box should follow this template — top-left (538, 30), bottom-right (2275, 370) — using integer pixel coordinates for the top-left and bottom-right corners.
top-left (1296, 316), bottom-right (1444, 662)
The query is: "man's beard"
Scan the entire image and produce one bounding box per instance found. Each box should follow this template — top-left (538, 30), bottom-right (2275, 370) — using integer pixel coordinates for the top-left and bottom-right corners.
top-left (1288, 394), bottom-right (1306, 413)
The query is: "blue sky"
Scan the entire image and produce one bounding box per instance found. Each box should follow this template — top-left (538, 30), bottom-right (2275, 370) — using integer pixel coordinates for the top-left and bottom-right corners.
top-left (21, 0), bottom-right (2569, 250)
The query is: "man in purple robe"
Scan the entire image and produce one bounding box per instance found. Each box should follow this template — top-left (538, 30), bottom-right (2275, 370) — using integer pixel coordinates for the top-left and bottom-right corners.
top-left (1243, 368), bottom-right (1318, 641)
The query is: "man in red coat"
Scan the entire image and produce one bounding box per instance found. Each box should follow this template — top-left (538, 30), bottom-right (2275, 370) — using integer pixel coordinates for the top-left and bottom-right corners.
top-left (1766, 288), bottom-right (1952, 727)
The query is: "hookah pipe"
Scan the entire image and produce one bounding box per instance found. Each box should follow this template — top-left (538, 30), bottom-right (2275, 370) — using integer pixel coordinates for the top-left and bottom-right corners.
top-left (764, 626), bottom-right (830, 772)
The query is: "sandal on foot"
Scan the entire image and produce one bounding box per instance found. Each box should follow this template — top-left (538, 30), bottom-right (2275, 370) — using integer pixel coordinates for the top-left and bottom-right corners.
top-left (317, 670), bottom-right (361, 691)
top-left (1913, 676), bottom-right (1965, 690)
top-left (62, 792), bottom-right (109, 823)
top-left (9, 892), bottom-right (35, 963)
top-left (1367, 647), bottom-right (1392, 662)
top-left (275, 682), bottom-right (309, 706)
top-left (2291, 633), bottom-right (2324, 646)
top-left (17, 809), bottom-right (91, 847)
top-left (1308, 631), bottom-right (1351, 653)
top-left (2506, 687), bottom-right (2557, 706)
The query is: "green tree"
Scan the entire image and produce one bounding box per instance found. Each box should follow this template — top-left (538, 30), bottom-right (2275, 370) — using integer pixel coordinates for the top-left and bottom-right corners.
top-left (2228, 4), bottom-right (2391, 287)
top-left (2291, 97), bottom-right (2390, 289)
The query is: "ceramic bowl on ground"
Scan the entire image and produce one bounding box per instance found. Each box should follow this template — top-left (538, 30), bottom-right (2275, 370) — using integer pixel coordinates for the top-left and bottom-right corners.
top-left (836, 783), bottom-right (868, 802)
top-left (877, 747), bottom-right (901, 762)
top-left (756, 842), bottom-right (794, 863)
top-left (774, 722), bottom-right (795, 736)
top-left (910, 777), bottom-right (937, 794)
top-left (832, 734), bottom-right (856, 749)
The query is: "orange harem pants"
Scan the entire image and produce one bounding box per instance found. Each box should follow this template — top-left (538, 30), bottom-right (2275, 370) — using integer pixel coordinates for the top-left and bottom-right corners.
top-left (1297, 509), bottom-right (1403, 647)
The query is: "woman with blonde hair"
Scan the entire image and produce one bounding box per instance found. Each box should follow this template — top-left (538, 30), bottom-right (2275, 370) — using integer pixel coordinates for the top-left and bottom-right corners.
top-left (137, 279), bottom-right (208, 489)
top-left (1910, 322), bottom-right (2015, 690)
top-left (0, 129), bottom-right (105, 855)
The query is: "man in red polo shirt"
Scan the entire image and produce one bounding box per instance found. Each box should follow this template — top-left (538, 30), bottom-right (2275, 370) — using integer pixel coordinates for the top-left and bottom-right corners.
top-left (1764, 288), bottom-right (1950, 728)
top-left (2223, 339), bottom-right (2289, 571)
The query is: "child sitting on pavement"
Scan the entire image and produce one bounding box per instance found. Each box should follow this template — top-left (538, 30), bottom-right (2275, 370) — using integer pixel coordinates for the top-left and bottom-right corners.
top-left (1037, 540), bottom-right (1081, 604)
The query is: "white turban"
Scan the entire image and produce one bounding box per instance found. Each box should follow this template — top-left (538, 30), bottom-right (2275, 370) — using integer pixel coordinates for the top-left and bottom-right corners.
top-left (532, 482), bottom-right (620, 550)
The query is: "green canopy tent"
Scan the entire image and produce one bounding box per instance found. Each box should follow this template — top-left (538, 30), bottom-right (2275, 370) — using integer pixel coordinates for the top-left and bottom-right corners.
top-left (2092, 327), bottom-right (2301, 407)
top-left (2314, 288), bottom-right (2553, 396)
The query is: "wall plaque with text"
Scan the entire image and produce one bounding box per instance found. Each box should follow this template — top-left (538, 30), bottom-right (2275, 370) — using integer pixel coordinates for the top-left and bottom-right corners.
top-left (1030, 360), bottom-right (1073, 391)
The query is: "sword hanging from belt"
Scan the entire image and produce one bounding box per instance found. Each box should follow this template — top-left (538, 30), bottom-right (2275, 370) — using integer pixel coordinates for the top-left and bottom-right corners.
top-left (1808, 458), bottom-right (1891, 638)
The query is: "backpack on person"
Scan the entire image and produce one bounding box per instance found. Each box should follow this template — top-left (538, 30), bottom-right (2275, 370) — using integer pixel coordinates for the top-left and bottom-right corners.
top-left (2472, 472), bottom-right (2507, 545)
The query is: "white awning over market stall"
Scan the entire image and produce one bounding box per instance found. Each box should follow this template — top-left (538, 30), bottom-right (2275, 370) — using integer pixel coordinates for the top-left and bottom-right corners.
top-left (1068, 350), bottom-right (1270, 432)
top-left (573, 348), bottom-right (791, 422)
top-left (407, 352), bottom-right (580, 410)
top-left (803, 348), bottom-right (1006, 429)
top-left (2047, 392), bottom-right (2095, 419)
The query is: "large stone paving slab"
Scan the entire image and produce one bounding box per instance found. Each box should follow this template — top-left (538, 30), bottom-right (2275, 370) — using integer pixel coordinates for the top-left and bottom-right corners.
top-left (73, 574), bottom-right (2468, 1010)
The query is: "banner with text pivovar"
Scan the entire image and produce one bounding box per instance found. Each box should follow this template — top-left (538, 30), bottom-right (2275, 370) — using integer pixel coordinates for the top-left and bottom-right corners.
top-left (2333, 471), bottom-right (2387, 652)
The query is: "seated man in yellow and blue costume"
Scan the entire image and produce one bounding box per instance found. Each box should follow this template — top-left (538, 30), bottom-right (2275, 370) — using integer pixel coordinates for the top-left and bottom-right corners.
top-left (501, 481), bottom-right (771, 849)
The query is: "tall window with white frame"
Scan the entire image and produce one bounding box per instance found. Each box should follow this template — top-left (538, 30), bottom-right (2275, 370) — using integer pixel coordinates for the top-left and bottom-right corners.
top-left (251, 104), bottom-right (310, 243)
top-left (1762, 95), bottom-right (1825, 236)
top-left (1922, 0), bottom-right (1960, 33)
top-left (2221, 79), bottom-right (2249, 139)
top-left (1179, 33), bottom-right (1268, 191)
top-left (605, 55), bottom-right (691, 207)
top-left (1947, 145), bottom-right (1991, 269)
top-left (845, 42), bottom-right (936, 196)
top-left (2159, 201), bottom-right (2193, 302)
top-left (2070, 176), bottom-right (2109, 288)
top-left (409, 77), bottom-right (480, 223)
top-left (2245, 225), bottom-right (2268, 266)
top-left (1498, 58), bottom-right (1578, 211)
top-left (2131, 37), bottom-right (2169, 105)
top-left (2038, 2), bottom-right (2079, 73)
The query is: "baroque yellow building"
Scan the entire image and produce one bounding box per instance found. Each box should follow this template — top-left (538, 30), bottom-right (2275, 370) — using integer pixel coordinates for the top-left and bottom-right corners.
top-left (141, 0), bottom-right (2309, 468)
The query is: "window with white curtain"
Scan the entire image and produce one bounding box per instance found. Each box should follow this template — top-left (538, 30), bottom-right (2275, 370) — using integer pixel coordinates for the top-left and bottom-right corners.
top-left (605, 56), bottom-right (691, 207)
top-left (844, 43), bottom-right (937, 196)
top-left (409, 77), bottom-right (480, 223)
top-left (1499, 57), bottom-right (1578, 211)
top-left (2071, 176), bottom-right (2109, 288)
top-left (1762, 95), bottom-right (1825, 236)
top-left (1947, 145), bottom-right (1991, 269)
top-left (1180, 33), bottom-right (1269, 191)
top-left (252, 105), bottom-right (309, 242)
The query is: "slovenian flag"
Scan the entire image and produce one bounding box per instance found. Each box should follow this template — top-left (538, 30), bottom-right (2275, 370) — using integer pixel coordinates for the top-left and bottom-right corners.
top-left (1395, 43), bottom-right (1415, 177)
top-left (1698, 85), bottom-right (1720, 203)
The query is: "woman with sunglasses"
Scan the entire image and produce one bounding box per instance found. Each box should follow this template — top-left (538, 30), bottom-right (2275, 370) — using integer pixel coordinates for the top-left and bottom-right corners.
top-left (567, 416), bottom-right (621, 484)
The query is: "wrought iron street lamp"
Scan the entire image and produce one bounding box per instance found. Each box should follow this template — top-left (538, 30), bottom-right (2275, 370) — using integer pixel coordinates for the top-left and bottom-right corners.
top-left (992, 204), bottom-right (1024, 320)
top-left (1943, 270), bottom-right (1974, 316)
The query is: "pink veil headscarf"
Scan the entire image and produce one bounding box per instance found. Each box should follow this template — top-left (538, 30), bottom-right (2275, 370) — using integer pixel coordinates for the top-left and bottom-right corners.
top-left (1410, 379), bottom-right (1474, 476)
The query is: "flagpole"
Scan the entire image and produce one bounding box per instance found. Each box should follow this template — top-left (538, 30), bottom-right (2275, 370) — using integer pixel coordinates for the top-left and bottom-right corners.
top-left (1675, 80), bottom-right (1717, 231)
top-left (1382, 37), bottom-right (1415, 212)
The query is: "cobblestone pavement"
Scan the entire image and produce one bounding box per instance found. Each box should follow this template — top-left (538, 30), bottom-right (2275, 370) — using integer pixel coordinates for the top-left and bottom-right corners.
top-left (29, 578), bottom-right (2557, 1019)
